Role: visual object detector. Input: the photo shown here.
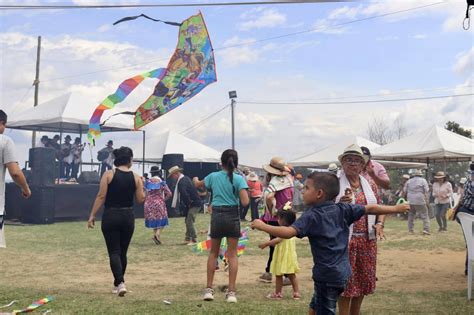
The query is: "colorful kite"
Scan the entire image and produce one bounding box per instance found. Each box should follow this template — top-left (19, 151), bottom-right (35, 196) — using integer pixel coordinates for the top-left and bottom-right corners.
top-left (88, 12), bottom-right (217, 143)
top-left (192, 228), bottom-right (250, 260)
top-left (12, 296), bottom-right (54, 314)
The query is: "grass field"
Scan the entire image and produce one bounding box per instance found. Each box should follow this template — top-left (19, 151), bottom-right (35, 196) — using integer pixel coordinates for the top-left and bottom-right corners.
top-left (1, 214), bottom-right (473, 314)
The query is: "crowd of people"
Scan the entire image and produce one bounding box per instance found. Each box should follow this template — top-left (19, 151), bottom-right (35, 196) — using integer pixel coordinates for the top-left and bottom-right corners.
top-left (38, 134), bottom-right (86, 181)
top-left (1, 107), bottom-right (473, 314)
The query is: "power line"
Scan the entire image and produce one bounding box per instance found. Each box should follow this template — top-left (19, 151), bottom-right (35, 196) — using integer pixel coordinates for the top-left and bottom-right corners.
top-left (38, 1), bottom-right (445, 83)
top-left (239, 93), bottom-right (474, 105)
top-left (237, 85), bottom-right (473, 103)
top-left (181, 104), bottom-right (231, 135)
top-left (0, 1), bottom-right (348, 10)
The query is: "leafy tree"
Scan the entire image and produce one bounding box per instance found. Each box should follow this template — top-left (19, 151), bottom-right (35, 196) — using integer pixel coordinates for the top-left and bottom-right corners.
top-left (445, 121), bottom-right (472, 138)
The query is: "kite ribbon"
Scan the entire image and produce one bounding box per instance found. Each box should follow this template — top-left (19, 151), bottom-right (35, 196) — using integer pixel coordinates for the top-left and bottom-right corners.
top-left (87, 68), bottom-right (165, 143)
top-left (12, 296), bottom-right (54, 314)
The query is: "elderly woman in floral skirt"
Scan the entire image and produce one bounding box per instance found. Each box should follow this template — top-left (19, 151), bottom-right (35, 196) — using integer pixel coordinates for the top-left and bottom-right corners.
top-left (144, 166), bottom-right (172, 245)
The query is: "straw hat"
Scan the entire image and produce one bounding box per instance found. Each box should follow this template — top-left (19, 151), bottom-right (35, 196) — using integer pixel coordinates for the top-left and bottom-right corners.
top-left (248, 172), bottom-right (258, 181)
top-left (263, 157), bottom-right (289, 176)
top-left (295, 173), bottom-right (303, 180)
top-left (402, 174), bottom-right (410, 180)
top-left (338, 144), bottom-right (369, 164)
top-left (413, 169), bottom-right (423, 176)
top-left (460, 177), bottom-right (467, 184)
top-left (167, 165), bottom-right (183, 177)
top-left (434, 171), bottom-right (446, 179)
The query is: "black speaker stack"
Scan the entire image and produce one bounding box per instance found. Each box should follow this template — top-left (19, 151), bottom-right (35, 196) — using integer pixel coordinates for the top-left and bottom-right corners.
top-left (21, 147), bottom-right (56, 224)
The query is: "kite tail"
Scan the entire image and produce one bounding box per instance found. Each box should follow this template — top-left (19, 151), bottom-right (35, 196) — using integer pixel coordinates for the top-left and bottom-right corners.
top-left (87, 68), bottom-right (165, 144)
top-left (113, 14), bottom-right (182, 26)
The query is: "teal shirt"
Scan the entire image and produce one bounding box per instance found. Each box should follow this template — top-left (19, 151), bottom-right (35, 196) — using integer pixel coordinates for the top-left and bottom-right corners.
top-left (205, 171), bottom-right (248, 206)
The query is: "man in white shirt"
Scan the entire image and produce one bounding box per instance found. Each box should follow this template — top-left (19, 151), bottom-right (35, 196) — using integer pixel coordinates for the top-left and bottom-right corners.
top-left (403, 169), bottom-right (430, 235)
top-left (0, 110), bottom-right (31, 248)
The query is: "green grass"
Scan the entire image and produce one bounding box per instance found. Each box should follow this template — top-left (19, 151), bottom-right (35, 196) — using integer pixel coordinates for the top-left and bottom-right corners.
top-left (0, 214), bottom-right (473, 314)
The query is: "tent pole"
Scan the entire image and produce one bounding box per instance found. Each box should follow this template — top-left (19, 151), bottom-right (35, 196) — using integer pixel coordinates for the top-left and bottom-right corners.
top-left (79, 126), bottom-right (83, 174)
top-left (142, 130), bottom-right (146, 175)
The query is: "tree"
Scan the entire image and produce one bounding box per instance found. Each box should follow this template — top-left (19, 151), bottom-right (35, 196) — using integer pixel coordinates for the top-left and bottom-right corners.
top-left (445, 121), bottom-right (472, 138)
top-left (367, 115), bottom-right (409, 145)
top-left (367, 117), bottom-right (393, 145)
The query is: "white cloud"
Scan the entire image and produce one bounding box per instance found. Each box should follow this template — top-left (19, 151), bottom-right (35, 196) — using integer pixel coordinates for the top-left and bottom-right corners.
top-left (412, 34), bottom-right (427, 39)
top-left (320, 1), bottom-right (469, 33)
top-left (376, 35), bottom-right (399, 41)
top-left (453, 48), bottom-right (474, 76)
top-left (216, 36), bottom-right (276, 67)
top-left (238, 8), bottom-right (287, 31)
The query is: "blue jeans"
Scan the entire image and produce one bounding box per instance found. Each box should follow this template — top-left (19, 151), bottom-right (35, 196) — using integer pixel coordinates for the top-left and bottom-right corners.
top-left (309, 281), bottom-right (346, 315)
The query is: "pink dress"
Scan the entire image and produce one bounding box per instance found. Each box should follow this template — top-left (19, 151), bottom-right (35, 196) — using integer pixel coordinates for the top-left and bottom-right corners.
top-left (144, 184), bottom-right (172, 229)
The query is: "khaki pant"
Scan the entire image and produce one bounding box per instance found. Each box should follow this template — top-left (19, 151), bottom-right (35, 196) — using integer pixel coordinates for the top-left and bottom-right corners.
top-left (185, 206), bottom-right (200, 241)
top-left (408, 204), bottom-right (430, 233)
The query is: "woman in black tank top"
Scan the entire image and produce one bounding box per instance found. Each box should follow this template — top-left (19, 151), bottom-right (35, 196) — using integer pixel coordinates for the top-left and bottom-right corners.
top-left (88, 146), bottom-right (145, 296)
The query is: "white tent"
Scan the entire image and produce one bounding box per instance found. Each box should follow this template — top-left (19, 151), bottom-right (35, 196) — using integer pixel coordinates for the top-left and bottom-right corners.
top-left (7, 92), bottom-right (133, 133)
top-left (290, 136), bottom-right (379, 167)
top-left (290, 136), bottom-right (425, 169)
top-left (372, 125), bottom-right (474, 163)
top-left (143, 130), bottom-right (221, 163)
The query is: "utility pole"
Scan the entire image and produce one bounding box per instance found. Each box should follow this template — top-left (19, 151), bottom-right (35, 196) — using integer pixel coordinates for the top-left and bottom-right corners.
top-left (32, 36), bottom-right (41, 148)
top-left (228, 91), bottom-right (237, 150)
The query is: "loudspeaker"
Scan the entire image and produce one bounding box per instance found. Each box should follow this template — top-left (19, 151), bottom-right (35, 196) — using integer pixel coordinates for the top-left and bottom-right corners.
top-left (29, 147), bottom-right (55, 186)
top-left (21, 186), bottom-right (55, 224)
top-left (78, 171), bottom-right (100, 184)
top-left (162, 154), bottom-right (184, 174)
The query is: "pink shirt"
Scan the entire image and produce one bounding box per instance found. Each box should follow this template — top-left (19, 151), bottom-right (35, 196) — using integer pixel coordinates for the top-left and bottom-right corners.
top-left (432, 181), bottom-right (453, 204)
top-left (247, 180), bottom-right (263, 198)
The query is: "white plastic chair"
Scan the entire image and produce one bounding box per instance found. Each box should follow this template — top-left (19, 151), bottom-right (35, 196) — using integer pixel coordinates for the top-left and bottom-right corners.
top-left (457, 212), bottom-right (474, 300)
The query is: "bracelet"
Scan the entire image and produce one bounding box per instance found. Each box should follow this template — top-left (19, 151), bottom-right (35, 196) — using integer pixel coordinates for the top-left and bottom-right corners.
top-left (376, 221), bottom-right (384, 228)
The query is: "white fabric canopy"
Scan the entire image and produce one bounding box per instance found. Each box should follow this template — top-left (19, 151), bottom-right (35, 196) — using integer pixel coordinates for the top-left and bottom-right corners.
top-left (290, 136), bottom-right (379, 167)
top-left (372, 125), bottom-right (474, 162)
top-left (144, 130), bottom-right (221, 163)
top-left (7, 92), bottom-right (133, 133)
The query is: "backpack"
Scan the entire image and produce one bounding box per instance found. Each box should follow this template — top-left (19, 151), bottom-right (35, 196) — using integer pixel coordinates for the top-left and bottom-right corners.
top-left (97, 150), bottom-right (109, 162)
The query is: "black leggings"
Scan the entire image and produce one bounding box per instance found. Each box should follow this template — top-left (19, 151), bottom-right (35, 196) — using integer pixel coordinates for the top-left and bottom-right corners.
top-left (265, 220), bottom-right (280, 273)
top-left (101, 208), bottom-right (135, 286)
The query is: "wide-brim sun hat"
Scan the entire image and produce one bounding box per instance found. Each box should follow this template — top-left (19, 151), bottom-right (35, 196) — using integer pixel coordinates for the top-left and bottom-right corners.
top-left (167, 165), bottom-right (183, 177)
top-left (434, 171), bottom-right (446, 179)
top-left (263, 157), bottom-right (289, 176)
top-left (338, 144), bottom-right (369, 164)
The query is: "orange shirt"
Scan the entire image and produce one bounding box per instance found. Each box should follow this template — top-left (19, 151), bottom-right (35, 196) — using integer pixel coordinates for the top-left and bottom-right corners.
top-left (247, 180), bottom-right (263, 198)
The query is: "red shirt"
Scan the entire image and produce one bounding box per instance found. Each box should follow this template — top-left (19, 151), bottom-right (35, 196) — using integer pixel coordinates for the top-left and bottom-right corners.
top-left (247, 180), bottom-right (263, 198)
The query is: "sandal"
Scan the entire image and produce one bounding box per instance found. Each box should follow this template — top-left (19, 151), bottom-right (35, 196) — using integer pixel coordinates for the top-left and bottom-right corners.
top-left (152, 236), bottom-right (161, 245)
top-left (293, 292), bottom-right (301, 300)
top-left (266, 292), bottom-right (283, 300)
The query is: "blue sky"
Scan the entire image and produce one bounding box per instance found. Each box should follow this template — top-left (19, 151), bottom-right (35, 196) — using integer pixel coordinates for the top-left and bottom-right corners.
top-left (1, 0), bottom-right (472, 167)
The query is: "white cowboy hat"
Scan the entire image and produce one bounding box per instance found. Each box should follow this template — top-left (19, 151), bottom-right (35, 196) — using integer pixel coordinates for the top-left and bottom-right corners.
top-left (248, 172), bottom-right (258, 181)
top-left (167, 165), bottom-right (183, 177)
top-left (338, 144), bottom-right (369, 164)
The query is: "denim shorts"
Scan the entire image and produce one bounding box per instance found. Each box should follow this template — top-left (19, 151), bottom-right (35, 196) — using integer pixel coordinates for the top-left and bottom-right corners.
top-left (210, 206), bottom-right (240, 239)
top-left (309, 281), bottom-right (346, 315)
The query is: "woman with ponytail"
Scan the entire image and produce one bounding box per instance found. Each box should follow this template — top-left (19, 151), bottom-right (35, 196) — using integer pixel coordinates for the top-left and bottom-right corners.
top-left (193, 149), bottom-right (249, 303)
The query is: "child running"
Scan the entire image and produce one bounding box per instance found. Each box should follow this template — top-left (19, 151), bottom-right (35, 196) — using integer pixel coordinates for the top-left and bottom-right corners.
top-left (193, 149), bottom-right (249, 303)
top-left (251, 172), bottom-right (410, 315)
top-left (259, 207), bottom-right (300, 300)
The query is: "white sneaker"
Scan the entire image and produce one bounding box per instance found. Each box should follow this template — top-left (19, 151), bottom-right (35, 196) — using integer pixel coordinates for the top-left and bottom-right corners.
top-left (225, 291), bottom-right (237, 303)
top-left (203, 287), bottom-right (214, 301)
top-left (112, 286), bottom-right (118, 294)
top-left (117, 282), bottom-right (127, 297)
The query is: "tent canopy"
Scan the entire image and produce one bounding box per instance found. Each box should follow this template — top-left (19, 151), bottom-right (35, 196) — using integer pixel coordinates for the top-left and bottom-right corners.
top-left (290, 136), bottom-right (425, 169)
top-left (7, 92), bottom-right (133, 133)
top-left (142, 130), bottom-right (221, 163)
top-left (372, 125), bottom-right (474, 163)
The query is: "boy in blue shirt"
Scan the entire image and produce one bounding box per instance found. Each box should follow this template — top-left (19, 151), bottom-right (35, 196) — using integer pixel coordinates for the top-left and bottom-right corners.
top-left (251, 172), bottom-right (409, 315)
